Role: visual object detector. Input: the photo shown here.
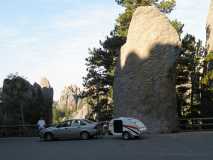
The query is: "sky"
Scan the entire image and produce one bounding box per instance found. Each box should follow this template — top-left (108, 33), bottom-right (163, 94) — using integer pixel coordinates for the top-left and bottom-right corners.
top-left (0, 0), bottom-right (211, 100)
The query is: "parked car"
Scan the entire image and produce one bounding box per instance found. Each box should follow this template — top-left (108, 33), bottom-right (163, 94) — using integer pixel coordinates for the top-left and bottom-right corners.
top-left (108, 117), bottom-right (147, 140)
top-left (39, 119), bottom-right (98, 141)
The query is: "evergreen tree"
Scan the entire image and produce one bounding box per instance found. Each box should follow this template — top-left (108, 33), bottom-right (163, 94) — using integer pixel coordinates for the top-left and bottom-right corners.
top-left (83, 36), bottom-right (125, 121)
top-left (176, 34), bottom-right (205, 118)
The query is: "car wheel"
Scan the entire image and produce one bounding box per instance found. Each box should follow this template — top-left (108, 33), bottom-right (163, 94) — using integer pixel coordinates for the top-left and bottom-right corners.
top-left (122, 131), bottom-right (130, 140)
top-left (80, 132), bottom-right (89, 140)
top-left (44, 133), bottom-right (53, 141)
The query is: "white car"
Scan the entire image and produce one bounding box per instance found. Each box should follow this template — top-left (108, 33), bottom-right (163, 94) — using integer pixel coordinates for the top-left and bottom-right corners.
top-left (108, 117), bottom-right (147, 140)
top-left (39, 119), bottom-right (98, 141)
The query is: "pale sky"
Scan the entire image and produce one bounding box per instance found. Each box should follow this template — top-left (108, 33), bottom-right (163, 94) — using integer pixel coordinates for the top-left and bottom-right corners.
top-left (0, 0), bottom-right (211, 100)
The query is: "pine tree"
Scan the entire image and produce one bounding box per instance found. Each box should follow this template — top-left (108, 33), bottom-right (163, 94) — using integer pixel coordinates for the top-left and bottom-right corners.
top-left (176, 34), bottom-right (205, 118)
top-left (83, 36), bottom-right (125, 121)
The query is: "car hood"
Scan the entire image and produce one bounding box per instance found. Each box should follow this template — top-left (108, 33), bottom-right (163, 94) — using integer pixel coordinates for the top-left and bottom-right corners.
top-left (44, 126), bottom-right (57, 131)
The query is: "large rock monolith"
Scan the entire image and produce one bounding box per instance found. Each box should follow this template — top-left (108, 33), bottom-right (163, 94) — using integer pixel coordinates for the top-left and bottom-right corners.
top-left (203, 0), bottom-right (213, 115)
top-left (207, 0), bottom-right (213, 52)
top-left (113, 6), bottom-right (181, 133)
top-left (40, 77), bottom-right (54, 124)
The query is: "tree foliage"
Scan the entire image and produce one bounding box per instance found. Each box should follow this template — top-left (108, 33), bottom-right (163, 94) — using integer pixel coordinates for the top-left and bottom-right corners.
top-left (176, 34), bottom-right (205, 118)
top-left (170, 19), bottom-right (184, 37)
top-left (83, 36), bottom-right (125, 121)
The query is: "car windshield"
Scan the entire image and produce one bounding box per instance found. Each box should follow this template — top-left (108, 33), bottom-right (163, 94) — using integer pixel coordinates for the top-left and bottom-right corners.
top-left (134, 119), bottom-right (145, 128)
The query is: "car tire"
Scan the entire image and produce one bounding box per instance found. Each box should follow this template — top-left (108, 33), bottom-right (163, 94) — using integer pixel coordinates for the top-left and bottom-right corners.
top-left (44, 133), bottom-right (54, 141)
top-left (122, 131), bottom-right (130, 140)
top-left (80, 132), bottom-right (89, 140)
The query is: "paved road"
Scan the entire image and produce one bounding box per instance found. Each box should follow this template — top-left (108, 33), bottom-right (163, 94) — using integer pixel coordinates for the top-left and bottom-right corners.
top-left (0, 131), bottom-right (213, 160)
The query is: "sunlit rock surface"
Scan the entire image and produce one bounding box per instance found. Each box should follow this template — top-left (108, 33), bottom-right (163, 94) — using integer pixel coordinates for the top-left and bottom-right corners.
top-left (40, 77), bottom-right (53, 124)
top-left (207, 0), bottom-right (213, 52)
top-left (114, 6), bottom-right (181, 133)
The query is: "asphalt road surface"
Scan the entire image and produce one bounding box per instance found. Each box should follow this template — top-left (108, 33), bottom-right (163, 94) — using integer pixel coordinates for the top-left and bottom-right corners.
top-left (0, 131), bottom-right (213, 160)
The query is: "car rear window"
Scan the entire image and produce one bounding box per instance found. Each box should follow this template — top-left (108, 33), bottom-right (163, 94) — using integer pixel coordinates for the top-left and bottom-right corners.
top-left (84, 119), bottom-right (94, 124)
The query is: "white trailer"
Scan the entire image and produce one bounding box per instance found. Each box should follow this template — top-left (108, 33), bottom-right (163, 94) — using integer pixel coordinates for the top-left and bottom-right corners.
top-left (108, 117), bottom-right (147, 140)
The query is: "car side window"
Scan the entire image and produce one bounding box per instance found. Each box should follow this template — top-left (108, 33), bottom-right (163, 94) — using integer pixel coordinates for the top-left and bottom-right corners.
top-left (58, 122), bottom-right (67, 128)
top-left (57, 121), bottom-right (72, 128)
top-left (67, 121), bottom-right (72, 127)
top-left (80, 120), bottom-right (87, 126)
top-left (72, 120), bottom-right (80, 127)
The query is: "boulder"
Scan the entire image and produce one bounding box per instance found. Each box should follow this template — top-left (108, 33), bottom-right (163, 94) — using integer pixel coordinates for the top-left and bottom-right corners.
top-left (113, 6), bottom-right (181, 133)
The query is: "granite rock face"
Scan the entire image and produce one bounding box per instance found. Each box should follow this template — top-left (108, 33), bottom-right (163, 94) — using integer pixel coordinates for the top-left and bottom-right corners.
top-left (57, 85), bottom-right (92, 119)
top-left (58, 85), bottom-right (81, 111)
top-left (40, 77), bottom-right (53, 101)
top-left (207, 0), bottom-right (213, 52)
top-left (40, 77), bottom-right (54, 124)
top-left (72, 105), bottom-right (91, 119)
top-left (114, 6), bottom-right (181, 133)
top-left (1, 76), bottom-right (54, 125)
top-left (203, 0), bottom-right (213, 113)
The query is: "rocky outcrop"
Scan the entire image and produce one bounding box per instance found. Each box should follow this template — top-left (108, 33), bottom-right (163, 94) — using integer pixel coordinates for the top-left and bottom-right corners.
top-left (0, 88), bottom-right (2, 124)
top-left (71, 105), bottom-right (91, 119)
top-left (56, 85), bottom-right (90, 119)
top-left (202, 0), bottom-right (213, 115)
top-left (1, 75), bottom-right (53, 125)
top-left (57, 85), bottom-right (81, 111)
top-left (0, 88), bottom-right (2, 103)
top-left (207, 0), bottom-right (213, 52)
top-left (114, 6), bottom-right (181, 133)
top-left (39, 78), bottom-right (54, 124)
top-left (206, 0), bottom-right (213, 73)
top-left (40, 77), bottom-right (51, 88)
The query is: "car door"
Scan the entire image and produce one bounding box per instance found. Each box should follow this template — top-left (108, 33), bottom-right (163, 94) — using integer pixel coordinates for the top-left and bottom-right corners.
top-left (67, 120), bottom-right (81, 138)
top-left (54, 121), bottom-right (71, 138)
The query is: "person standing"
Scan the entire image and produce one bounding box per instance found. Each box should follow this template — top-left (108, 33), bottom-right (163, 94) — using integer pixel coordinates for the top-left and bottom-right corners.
top-left (37, 117), bottom-right (46, 131)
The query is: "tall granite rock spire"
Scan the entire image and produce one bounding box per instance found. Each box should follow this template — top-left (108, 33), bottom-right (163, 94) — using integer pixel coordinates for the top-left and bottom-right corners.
top-left (207, 0), bottom-right (213, 52)
top-left (113, 6), bottom-right (181, 133)
top-left (202, 0), bottom-right (213, 115)
top-left (40, 77), bottom-right (54, 124)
